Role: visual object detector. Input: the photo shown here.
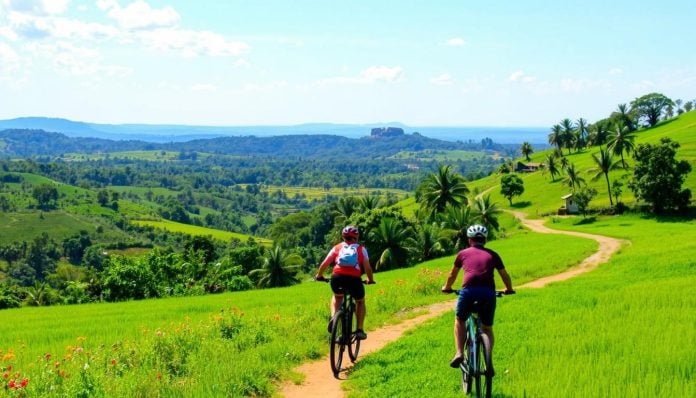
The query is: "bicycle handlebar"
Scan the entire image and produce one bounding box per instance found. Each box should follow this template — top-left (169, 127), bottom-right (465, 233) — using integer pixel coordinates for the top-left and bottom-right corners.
top-left (314, 276), bottom-right (376, 285)
top-left (442, 288), bottom-right (515, 297)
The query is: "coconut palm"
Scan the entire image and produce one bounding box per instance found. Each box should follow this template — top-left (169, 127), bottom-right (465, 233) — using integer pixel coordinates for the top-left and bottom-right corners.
top-left (589, 121), bottom-right (610, 147)
top-left (614, 103), bottom-right (636, 131)
top-left (358, 195), bottom-right (382, 211)
top-left (520, 141), bottom-right (533, 161)
top-left (413, 223), bottom-right (446, 261)
top-left (471, 195), bottom-right (501, 235)
top-left (548, 124), bottom-right (563, 152)
top-left (369, 218), bottom-right (416, 271)
top-left (249, 246), bottom-right (302, 288)
top-left (418, 164), bottom-right (469, 218)
top-left (588, 147), bottom-right (623, 207)
top-left (439, 205), bottom-right (476, 250)
top-left (543, 154), bottom-right (560, 182)
top-left (332, 196), bottom-right (358, 225)
top-left (575, 118), bottom-right (589, 151)
top-left (562, 163), bottom-right (586, 192)
top-left (560, 118), bottom-right (576, 155)
top-left (607, 123), bottom-right (637, 168)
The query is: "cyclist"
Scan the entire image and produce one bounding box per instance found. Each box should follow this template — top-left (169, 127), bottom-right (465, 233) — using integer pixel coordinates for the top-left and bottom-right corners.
top-left (315, 225), bottom-right (375, 340)
top-left (441, 224), bottom-right (514, 369)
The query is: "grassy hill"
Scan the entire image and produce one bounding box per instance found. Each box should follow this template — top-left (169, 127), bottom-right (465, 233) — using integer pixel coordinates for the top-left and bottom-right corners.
top-left (464, 111), bottom-right (696, 216)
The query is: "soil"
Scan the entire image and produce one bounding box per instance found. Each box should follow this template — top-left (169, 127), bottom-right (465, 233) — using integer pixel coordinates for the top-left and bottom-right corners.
top-left (278, 212), bottom-right (625, 397)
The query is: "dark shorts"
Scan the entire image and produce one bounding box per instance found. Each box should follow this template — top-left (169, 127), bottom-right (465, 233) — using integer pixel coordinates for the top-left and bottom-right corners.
top-left (455, 287), bottom-right (497, 326)
top-left (330, 274), bottom-right (365, 300)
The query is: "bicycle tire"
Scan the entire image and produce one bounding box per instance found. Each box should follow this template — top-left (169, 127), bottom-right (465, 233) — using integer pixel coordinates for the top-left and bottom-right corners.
top-left (460, 336), bottom-right (472, 394)
top-left (330, 310), bottom-right (345, 377)
top-left (347, 307), bottom-right (361, 362)
top-left (474, 333), bottom-right (493, 398)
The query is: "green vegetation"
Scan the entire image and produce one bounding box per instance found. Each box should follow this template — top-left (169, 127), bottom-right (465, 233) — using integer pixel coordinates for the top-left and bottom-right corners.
top-left (132, 219), bottom-right (272, 246)
top-left (345, 214), bottom-right (695, 398)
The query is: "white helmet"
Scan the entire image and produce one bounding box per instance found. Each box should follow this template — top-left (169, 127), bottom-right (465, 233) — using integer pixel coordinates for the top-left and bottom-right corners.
top-left (466, 224), bottom-right (488, 239)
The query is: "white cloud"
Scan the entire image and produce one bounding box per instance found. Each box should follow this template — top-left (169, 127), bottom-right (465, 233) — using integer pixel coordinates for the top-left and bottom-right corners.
top-left (509, 70), bottom-right (536, 83)
top-left (102, 0), bottom-right (180, 30)
top-left (430, 73), bottom-right (453, 86)
top-left (190, 83), bottom-right (216, 92)
top-left (560, 77), bottom-right (609, 92)
top-left (0, 42), bottom-right (21, 67)
top-left (609, 67), bottom-right (623, 75)
top-left (27, 41), bottom-right (131, 77)
top-left (138, 28), bottom-right (250, 57)
top-left (360, 66), bottom-right (404, 83)
top-left (447, 37), bottom-right (465, 46)
top-left (3, 0), bottom-right (69, 15)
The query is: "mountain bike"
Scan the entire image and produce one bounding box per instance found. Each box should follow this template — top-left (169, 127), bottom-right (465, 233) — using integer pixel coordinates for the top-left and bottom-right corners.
top-left (316, 276), bottom-right (373, 378)
top-left (444, 289), bottom-right (513, 398)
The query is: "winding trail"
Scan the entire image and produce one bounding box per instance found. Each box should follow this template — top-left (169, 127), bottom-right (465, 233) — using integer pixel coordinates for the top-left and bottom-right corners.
top-left (279, 212), bottom-right (626, 398)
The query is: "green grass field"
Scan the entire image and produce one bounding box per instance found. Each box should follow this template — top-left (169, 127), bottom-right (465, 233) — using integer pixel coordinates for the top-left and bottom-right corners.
top-left (132, 219), bottom-right (272, 246)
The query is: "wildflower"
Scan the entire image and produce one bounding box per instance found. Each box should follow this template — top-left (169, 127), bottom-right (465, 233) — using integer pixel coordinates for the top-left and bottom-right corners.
top-left (8, 379), bottom-right (16, 389)
top-left (20, 378), bottom-right (28, 388)
top-left (111, 359), bottom-right (117, 367)
top-left (2, 353), bottom-right (15, 361)
top-left (2, 372), bottom-right (9, 379)
top-left (156, 371), bottom-right (162, 380)
top-left (44, 353), bottom-right (52, 361)
top-left (76, 336), bottom-right (86, 342)
top-left (54, 361), bottom-right (61, 368)
top-left (83, 363), bottom-right (90, 370)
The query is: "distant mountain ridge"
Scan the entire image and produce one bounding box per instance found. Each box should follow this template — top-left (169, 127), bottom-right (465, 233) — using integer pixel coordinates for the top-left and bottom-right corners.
top-left (0, 117), bottom-right (548, 144)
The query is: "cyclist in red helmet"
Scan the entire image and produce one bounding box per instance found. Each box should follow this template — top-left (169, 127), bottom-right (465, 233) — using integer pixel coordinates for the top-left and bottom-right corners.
top-left (315, 225), bottom-right (375, 340)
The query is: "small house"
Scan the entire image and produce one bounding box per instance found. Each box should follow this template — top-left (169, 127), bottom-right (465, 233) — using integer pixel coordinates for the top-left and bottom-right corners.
top-left (515, 162), bottom-right (541, 173)
top-left (558, 193), bottom-right (578, 215)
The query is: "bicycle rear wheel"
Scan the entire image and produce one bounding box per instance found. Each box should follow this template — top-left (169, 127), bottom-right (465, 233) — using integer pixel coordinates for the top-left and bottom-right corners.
top-left (473, 333), bottom-right (493, 398)
top-left (460, 336), bottom-right (472, 394)
top-left (329, 310), bottom-right (346, 377)
top-left (347, 308), bottom-right (361, 362)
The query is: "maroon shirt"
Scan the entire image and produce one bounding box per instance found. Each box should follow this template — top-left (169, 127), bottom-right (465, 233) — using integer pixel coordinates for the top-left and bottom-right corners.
top-left (454, 244), bottom-right (505, 289)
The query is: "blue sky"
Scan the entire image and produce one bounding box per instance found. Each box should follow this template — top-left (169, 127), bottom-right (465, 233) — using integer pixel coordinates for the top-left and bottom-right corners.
top-left (1, 0), bottom-right (695, 127)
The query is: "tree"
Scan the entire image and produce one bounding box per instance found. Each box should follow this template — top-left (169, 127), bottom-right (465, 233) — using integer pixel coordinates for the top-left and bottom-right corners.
top-left (575, 118), bottom-right (589, 150)
top-left (560, 118), bottom-right (576, 155)
top-left (612, 103), bottom-right (636, 132)
top-left (563, 163), bottom-right (585, 192)
top-left (32, 183), bottom-right (58, 210)
top-left (413, 223), bottom-right (446, 262)
top-left (472, 195), bottom-right (502, 235)
top-left (588, 148), bottom-right (623, 207)
top-left (500, 174), bottom-right (525, 205)
top-left (607, 123), bottom-right (636, 168)
top-left (543, 154), bottom-right (560, 182)
top-left (520, 141), bottom-right (533, 161)
top-left (418, 164), bottom-right (469, 218)
top-left (573, 187), bottom-right (597, 218)
top-left (439, 205), bottom-right (476, 250)
top-left (249, 246), bottom-right (302, 288)
top-left (369, 217), bottom-right (416, 271)
top-left (548, 124), bottom-right (563, 152)
top-left (628, 138), bottom-right (692, 213)
top-left (630, 93), bottom-right (674, 127)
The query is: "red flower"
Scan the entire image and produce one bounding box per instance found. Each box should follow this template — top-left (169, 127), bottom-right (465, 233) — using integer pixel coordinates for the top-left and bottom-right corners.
top-left (20, 378), bottom-right (28, 388)
top-left (8, 379), bottom-right (16, 389)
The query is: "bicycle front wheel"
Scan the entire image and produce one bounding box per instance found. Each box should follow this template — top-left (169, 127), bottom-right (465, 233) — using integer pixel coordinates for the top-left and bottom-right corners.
top-left (347, 309), bottom-right (361, 362)
top-left (330, 310), bottom-right (346, 377)
top-left (473, 333), bottom-right (493, 398)
top-left (460, 335), bottom-right (472, 394)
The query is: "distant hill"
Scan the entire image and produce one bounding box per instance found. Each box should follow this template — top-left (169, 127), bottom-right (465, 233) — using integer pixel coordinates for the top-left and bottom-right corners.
top-left (0, 117), bottom-right (548, 144)
top-left (0, 128), bottom-right (513, 158)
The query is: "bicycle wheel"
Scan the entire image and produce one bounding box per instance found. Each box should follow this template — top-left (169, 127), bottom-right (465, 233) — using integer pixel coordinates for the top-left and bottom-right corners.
top-left (329, 310), bottom-right (346, 377)
top-left (460, 335), bottom-right (472, 394)
top-left (473, 333), bottom-right (493, 398)
top-left (347, 308), bottom-right (361, 362)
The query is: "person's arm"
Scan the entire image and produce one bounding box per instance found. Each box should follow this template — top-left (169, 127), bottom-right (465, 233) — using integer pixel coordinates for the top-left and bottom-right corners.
top-left (315, 250), bottom-right (334, 279)
top-left (497, 268), bottom-right (514, 293)
top-left (442, 265), bottom-right (461, 291)
top-left (362, 256), bottom-right (375, 283)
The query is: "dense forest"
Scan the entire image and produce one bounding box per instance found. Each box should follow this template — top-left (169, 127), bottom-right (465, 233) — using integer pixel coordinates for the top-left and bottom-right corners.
top-left (0, 129), bottom-right (511, 308)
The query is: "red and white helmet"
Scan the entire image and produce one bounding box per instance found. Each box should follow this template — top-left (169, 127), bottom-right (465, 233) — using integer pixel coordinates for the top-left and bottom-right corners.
top-left (342, 225), bottom-right (359, 239)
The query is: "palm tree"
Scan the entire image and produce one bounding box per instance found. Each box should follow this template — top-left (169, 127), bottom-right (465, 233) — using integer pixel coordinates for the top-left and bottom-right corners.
top-left (543, 154), bottom-right (560, 182)
top-left (332, 196), bottom-right (358, 225)
top-left (413, 223), bottom-right (446, 261)
top-left (562, 163), bottom-right (585, 192)
top-left (560, 118), bottom-right (576, 155)
top-left (575, 118), bottom-right (589, 151)
top-left (249, 246), bottom-right (302, 288)
top-left (615, 103), bottom-right (636, 131)
top-left (588, 148), bottom-right (623, 207)
top-left (439, 205), bottom-right (476, 250)
top-left (369, 218), bottom-right (416, 271)
top-left (589, 121), bottom-right (610, 147)
top-left (607, 123), bottom-right (636, 168)
top-left (358, 195), bottom-right (382, 212)
top-left (471, 195), bottom-right (501, 235)
top-left (520, 141), bottom-right (533, 161)
top-left (418, 164), bottom-right (469, 218)
top-left (548, 124), bottom-right (563, 152)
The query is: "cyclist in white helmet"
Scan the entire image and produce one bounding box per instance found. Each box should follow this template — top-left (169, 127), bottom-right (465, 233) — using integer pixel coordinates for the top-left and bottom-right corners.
top-left (442, 224), bottom-right (514, 370)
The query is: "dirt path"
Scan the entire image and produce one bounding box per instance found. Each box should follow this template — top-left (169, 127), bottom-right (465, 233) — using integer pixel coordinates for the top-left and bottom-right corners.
top-left (279, 212), bottom-right (625, 397)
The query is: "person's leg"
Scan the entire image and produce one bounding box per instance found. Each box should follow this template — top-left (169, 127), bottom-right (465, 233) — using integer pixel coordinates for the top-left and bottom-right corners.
top-left (454, 317), bottom-right (465, 356)
top-left (355, 298), bottom-right (365, 329)
top-left (481, 325), bottom-right (494, 352)
top-left (331, 294), bottom-right (344, 317)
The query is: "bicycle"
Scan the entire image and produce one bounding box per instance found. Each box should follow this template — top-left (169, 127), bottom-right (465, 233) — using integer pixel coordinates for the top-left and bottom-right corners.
top-left (316, 276), bottom-right (374, 378)
top-left (443, 289), bottom-right (513, 398)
